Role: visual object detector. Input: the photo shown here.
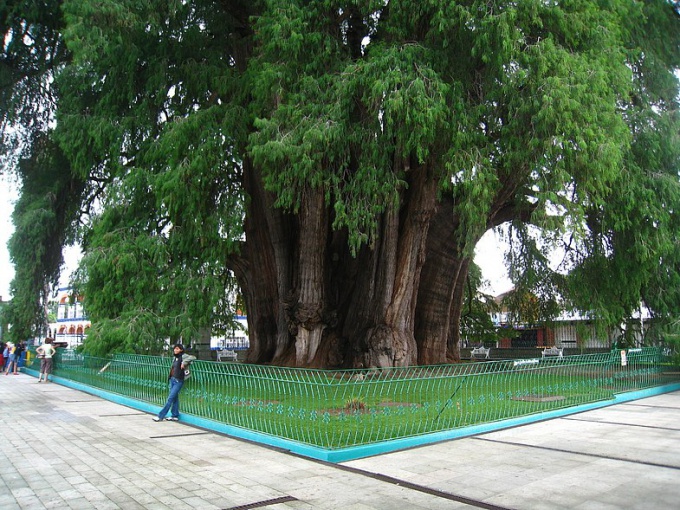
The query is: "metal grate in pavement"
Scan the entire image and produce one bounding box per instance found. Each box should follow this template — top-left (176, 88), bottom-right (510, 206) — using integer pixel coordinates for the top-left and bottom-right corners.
top-left (225, 495), bottom-right (298, 509)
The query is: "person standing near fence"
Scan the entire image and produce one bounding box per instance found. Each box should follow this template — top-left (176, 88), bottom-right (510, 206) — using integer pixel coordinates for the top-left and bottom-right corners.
top-left (36, 338), bottom-right (56, 383)
top-left (3, 342), bottom-right (13, 372)
top-left (4, 341), bottom-right (23, 375)
top-left (153, 343), bottom-right (196, 422)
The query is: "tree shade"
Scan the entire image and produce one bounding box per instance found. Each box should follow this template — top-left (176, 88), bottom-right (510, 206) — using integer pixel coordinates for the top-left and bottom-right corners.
top-left (1, 1), bottom-right (679, 365)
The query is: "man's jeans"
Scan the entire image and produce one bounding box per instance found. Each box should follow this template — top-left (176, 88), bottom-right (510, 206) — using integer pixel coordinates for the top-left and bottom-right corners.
top-left (158, 377), bottom-right (184, 419)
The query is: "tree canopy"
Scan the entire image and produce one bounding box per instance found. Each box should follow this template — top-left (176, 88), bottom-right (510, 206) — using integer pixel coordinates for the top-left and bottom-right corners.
top-left (1, 1), bottom-right (679, 364)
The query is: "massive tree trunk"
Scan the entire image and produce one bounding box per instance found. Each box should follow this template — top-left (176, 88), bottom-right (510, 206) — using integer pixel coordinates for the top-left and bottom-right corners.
top-left (238, 160), bottom-right (291, 363)
top-left (415, 196), bottom-right (466, 365)
top-left (292, 185), bottom-right (328, 365)
top-left (355, 163), bottom-right (438, 368)
top-left (236, 158), bottom-right (536, 368)
top-left (240, 160), bottom-right (441, 368)
top-left (413, 181), bottom-right (536, 366)
top-left (446, 258), bottom-right (471, 362)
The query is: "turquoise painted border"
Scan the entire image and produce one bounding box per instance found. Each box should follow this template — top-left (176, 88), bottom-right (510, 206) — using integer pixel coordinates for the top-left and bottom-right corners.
top-left (21, 367), bottom-right (680, 463)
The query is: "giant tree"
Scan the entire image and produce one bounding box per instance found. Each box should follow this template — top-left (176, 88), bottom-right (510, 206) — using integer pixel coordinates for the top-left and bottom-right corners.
top-left (3, 1), bottom-right (679, 366)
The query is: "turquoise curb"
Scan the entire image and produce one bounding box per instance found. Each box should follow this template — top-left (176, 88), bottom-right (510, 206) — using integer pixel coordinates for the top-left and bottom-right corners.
top-left (21, 367), bottom-right (680, 463)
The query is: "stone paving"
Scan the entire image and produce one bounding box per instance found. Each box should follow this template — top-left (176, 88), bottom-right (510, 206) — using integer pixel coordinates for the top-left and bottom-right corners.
top-left (1, 371), bottom-right (679, 509)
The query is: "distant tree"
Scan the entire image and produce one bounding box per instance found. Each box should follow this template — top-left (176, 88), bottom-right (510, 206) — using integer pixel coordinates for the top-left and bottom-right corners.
top-left (2, 1), bottom-right (679, 366)
top-left (4, 137), bottom-right (84, 342)
top-left (459, 265), bottom-right (506, 349)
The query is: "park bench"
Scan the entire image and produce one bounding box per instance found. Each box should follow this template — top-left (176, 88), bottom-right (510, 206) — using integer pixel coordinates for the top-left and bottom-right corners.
top-left (542, 346), bottom-right (564, 359)
top-left (471, 346), bottom-right (491, 360)
top-left (216, 349), bottom-right (238, 362)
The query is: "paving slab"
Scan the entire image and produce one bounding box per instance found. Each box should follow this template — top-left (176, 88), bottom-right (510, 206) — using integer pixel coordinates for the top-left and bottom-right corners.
top-left (1, 372), bottom-right (679, 509)
top-left (347, 391), bottom-right (680, 509)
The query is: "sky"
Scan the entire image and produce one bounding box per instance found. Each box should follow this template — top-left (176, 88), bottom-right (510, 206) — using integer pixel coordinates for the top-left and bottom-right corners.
top-left (474, 229), bottom-right (514, 295)
top-left (0, 178), bottom-right (512, 301)
top-left (0, 175), bottom-right (19, 301)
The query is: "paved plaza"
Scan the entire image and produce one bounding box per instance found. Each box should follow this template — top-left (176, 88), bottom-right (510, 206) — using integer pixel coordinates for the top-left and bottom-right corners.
top-left (1, 371), bottom-right (679, 509)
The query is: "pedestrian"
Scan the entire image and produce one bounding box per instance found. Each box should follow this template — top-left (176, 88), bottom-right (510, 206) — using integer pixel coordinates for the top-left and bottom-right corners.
top-left (5, 341), bottom-right (23, 375)
top-left (36, 338), bottom-right (56, 383)
top-left (153, 343), bottom-right (196, 422)
top-left (3, 342), bottom-right (13, 372)
top-left (0, 342), bottom-right (5, 371)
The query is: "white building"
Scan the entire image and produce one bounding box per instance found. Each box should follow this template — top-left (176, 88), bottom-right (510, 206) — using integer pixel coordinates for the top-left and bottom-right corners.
top-left (46, 287), bottom-right (90, 347)
top-left (210, 314), bottom-right (249, 351)
top-left (490, 298), bottom-right (650, 350)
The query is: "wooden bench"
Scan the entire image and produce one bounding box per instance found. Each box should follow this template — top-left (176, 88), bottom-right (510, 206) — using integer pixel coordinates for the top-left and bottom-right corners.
top-left (542, 346), bottom-right (564, 358)
top-left (216, 349), bottom-right (238, 362)
top-left (471, 346), bottom-right (491, 360)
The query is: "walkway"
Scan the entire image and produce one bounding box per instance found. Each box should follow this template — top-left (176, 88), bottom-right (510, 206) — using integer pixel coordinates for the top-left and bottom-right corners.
top-left (1, 372), bottom-right (679, 509)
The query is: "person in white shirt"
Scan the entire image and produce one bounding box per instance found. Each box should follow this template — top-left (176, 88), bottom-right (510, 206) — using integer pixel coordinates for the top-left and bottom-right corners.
top-left (36, 338), bottom-right (56, 383)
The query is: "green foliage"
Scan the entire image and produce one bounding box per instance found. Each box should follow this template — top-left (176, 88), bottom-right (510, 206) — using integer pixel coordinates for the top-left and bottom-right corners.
top-left (460, 263), bottom-right (506, 345)
top-left (0, 0), bottom-right (68, 167)
top-left (499, 0), bottom-right (680, 329)
top-left (560, 39), bottom-right (680, 332)
top-left (503, 226), bottom-right (563, 324)
top-left (251, 39), bottom-right (455, 252)
top-left (49, 0), bottom-right (248, 354)
top-left (660, 323), bottom-right (680, 367)
top-left (75, 202), bottom-right (241, 356)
